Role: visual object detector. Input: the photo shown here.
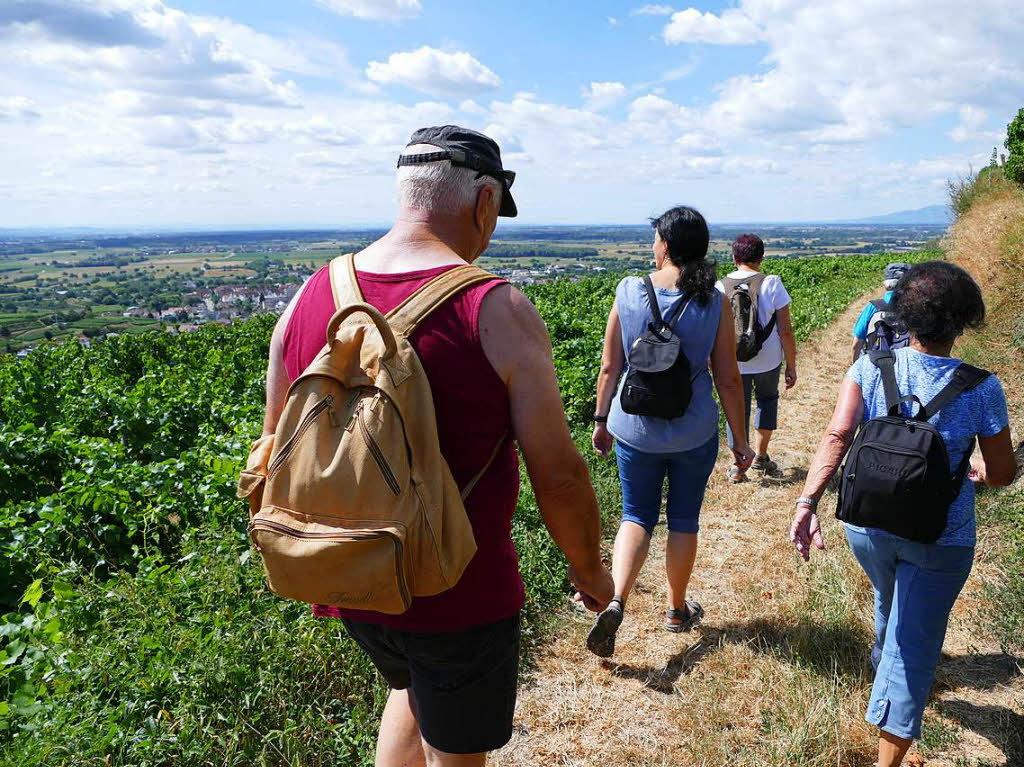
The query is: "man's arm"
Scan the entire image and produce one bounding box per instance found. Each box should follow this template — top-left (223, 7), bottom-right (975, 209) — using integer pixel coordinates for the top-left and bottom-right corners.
top-left (479, 284), bottom-right (614, 611)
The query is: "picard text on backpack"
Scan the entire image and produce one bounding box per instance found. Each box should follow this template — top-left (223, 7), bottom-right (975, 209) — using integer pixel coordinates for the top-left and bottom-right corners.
top-left (836, 350), bottom-right (989, 543)
top-left (619, 275), bottom-right (694, 419)
top-left (721, 273), bottom-right (776, 362)
top-left (237, 254), bottom-right (505, 614)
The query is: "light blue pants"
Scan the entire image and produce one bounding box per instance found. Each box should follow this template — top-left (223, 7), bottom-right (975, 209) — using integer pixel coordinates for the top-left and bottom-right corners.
top-left (845, 526), bottom-right (974, 740)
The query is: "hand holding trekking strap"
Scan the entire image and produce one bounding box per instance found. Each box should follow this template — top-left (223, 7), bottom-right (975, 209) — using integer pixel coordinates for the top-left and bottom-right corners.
top-left (326, 303), bottom-right (399, 360)
top-left (460, 431), bottom-right (509, 501)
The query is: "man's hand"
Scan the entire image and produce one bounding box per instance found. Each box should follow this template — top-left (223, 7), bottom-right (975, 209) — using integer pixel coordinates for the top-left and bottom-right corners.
top-left (790, 504), bottom-right (825, 562)
top-left (568, 563), bottom-right (614, 612)
top-left (592, 423), bottom-right (614, 457)
top-left (785, 365), bottom-right (797, 390)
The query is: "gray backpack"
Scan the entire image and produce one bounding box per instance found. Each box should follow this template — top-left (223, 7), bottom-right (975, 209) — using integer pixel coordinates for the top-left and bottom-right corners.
top-left (721, 273), bottom-right (777, 362)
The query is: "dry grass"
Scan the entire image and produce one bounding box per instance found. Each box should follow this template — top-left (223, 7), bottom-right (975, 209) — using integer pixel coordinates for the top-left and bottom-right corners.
top-left (493, 296), bottom-right (1024, 767)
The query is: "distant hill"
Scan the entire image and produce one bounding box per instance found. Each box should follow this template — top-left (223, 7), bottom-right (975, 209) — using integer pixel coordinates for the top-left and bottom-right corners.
top-left (847, 204), bottom-right (950, 225)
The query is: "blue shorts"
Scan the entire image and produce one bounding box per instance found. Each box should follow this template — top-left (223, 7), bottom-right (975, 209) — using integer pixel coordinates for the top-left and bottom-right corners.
top-left (614, 435), bottom-right (719, 535)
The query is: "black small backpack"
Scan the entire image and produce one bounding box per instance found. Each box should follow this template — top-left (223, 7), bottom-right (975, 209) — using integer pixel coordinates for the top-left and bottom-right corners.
top-left (863, 299), bottom-right (910, 354)
top-left (836, 350), bottom-right (990, 543)
top-left (721, 273), bottom-right (777, 362)
top-left (619, 276), bottom-right (694, 420)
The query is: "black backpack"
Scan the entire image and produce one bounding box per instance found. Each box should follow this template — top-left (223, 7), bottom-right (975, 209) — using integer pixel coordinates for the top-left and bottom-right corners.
top-left (721, 273), bottom-right (777, 362)
top-left (863, 299), bottom-right (910, 354)
top-left (619, 276), bottom-right (694, 420)
top-left (836, 350), bottom-right (990, 543)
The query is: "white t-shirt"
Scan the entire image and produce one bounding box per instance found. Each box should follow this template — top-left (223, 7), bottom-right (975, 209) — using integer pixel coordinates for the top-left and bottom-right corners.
top-left (715, 268), bottom-right (792, 374)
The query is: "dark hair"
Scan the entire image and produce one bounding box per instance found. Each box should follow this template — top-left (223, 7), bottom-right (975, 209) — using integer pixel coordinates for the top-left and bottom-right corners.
top-left (890, 261), bottom-right (985, 346)
top-left (732, 233), bottom-right (765, 264)
top-left (650, 206), bottom-right (716, 305)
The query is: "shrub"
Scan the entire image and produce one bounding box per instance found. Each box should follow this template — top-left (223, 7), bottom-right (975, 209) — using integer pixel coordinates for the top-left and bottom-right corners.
top-left (1005, 107), bottom-right (1024, 186)
top-left (947, 164), bottom-right (1020, 219)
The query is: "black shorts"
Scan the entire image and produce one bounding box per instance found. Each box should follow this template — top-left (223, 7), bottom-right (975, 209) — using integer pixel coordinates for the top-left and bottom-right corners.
top-left (341, 613), bottom-right (521, 754)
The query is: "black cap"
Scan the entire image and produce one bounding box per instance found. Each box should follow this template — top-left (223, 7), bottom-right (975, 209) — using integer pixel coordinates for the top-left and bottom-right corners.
top-left (398, 125), bottom-right (518, 217)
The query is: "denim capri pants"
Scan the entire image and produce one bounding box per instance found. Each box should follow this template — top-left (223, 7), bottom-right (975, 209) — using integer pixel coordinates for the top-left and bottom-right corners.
top-left (845, 526), bottom-right (974, 740)
top-left (614, 435), bottom-right (718, 535)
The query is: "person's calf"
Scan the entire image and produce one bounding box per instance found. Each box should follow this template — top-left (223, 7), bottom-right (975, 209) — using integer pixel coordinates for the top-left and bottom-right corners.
top-left (422, 745), bottom-right (488, 767)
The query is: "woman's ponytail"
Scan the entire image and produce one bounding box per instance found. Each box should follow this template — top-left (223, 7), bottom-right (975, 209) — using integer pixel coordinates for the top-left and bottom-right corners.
top-left (650, 206), bottom-right (716, 305)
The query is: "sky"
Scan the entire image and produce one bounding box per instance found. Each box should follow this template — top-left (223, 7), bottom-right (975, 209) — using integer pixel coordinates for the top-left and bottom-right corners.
top-left (1, 0), bottom-right (1022, 229)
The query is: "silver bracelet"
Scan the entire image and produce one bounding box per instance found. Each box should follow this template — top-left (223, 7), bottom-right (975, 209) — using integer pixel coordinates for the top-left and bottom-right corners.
top-left (795, 496), bottom-right (818, 511)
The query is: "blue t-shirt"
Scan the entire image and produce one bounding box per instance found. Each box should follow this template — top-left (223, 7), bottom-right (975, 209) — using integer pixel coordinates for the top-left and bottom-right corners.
top-left (845, 347), bottom-right (1009, 546)
top-left (852, 290), bottom-right (893, 340)
top-left (608, 277), bottom-right (722, 454)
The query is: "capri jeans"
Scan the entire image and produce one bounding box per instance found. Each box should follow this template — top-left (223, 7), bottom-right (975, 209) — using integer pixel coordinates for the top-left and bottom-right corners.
top-left (614, 435), bottom-right (718, 535)
top-left (845, 526), bottom-right (974, 741)
top-left (725, 364), bottom-right (781, 448)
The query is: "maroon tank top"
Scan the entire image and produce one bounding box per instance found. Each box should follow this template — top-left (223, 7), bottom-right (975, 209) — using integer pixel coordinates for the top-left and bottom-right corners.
top-left (282, 263), bottom-right (524, 632)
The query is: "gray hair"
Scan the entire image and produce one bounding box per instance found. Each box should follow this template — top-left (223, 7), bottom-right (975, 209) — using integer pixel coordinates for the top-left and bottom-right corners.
top-left (396, 144), bottom-right (501, 216)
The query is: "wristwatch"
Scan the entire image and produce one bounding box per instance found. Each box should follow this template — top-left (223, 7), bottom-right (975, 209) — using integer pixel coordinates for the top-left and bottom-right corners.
top-left (592, 414), bottom-right (608, 423)
top-left (795, 496), bottom-right (818, 511)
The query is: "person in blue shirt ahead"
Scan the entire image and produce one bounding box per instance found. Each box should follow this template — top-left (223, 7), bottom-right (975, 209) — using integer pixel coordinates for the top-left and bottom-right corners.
top-left (851, 262), bottom-right (911, 362)
top-left (791, 261), bottom-right (1016, 767)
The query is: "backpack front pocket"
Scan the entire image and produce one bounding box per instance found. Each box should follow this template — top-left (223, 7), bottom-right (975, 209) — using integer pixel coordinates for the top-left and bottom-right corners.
top-left (249, 507), bottom-right (410, 614)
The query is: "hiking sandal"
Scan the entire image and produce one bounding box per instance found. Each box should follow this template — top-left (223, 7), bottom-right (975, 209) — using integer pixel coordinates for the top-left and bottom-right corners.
top-left (751, 455), bottom-right (780, 476)
top-left (727, 465), bottom-right (748, 484)
top-left (665, 600), bottom-right (704, 633)
top-left (586, 598), bottom-right (624, 658)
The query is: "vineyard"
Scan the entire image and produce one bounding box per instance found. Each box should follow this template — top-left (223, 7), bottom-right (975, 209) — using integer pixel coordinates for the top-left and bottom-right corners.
top-left (0, 252), bottom-right (930, 766)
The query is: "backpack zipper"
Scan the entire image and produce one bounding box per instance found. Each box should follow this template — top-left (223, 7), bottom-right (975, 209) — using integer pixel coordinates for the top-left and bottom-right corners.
top-left (358, 406), bottom-right (402, 495)
top-left (250, 518), bottom-right (410, 606)
top-left (267, 395), bottom-right (334, 478)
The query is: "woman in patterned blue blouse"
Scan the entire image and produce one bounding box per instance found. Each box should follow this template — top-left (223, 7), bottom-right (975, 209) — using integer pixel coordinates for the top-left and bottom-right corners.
top-left (789, 261), bottom-right (1016, 767)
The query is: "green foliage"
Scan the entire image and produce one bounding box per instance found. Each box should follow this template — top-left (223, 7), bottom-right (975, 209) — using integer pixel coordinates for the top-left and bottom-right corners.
top-left (1005, 107), bottom-right (1024, 186)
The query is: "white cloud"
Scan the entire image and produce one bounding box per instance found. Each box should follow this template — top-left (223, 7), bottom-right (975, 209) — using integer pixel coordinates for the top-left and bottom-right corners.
top-left (314, 0), bottom-right (421, 21)
top-left (0, 96), bottom-right (40, 121)
top-left (581, 81), bottom-right (627, 111)
top-left (608, 17), bottom-right (620, 27)
top-left (631, 5), bottom-right (675, 16)
top-left (367, 46), bottom-right (501, 97)
top-left (663, 8), bottom-right (762, 45)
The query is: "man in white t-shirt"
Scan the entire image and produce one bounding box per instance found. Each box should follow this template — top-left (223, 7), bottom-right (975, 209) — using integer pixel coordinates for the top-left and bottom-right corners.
top-left (715, 234), bottom-right (797, 483)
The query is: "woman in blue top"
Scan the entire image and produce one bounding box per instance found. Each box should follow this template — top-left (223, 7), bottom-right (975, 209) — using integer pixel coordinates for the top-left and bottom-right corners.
top-left (586, 206), bottom-right (754, 657)
top-left (790, 261), bottom-right (1016, 767)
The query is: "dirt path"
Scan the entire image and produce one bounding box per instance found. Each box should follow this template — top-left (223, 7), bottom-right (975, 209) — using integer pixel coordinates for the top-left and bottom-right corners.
top-left (493, 295), bottom-right (1023, 767)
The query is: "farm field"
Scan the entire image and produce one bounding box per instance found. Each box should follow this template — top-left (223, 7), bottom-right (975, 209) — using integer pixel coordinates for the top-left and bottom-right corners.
top-left (0, 250), bottom-right (966, 766)
top-left (0, 225), bottom-right (942, 353)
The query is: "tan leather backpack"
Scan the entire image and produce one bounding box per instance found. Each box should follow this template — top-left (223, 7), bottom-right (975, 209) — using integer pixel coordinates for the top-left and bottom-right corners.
top-left (237, 253), bottom-right (506, 614)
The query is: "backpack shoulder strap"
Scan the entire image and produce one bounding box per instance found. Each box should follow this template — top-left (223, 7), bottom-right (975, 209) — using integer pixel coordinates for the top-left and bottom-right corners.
top-left (869, 350), bottom-right (902, 415)
top-left (720, 276), bottom-right (742, 295)
top-left (665, 294), bottom-right (692, 326)
top-left (642, 275), bottom-right (666, 328)
top-left (460, 431), bottom-right (509, 501)
top-left (870, 298), bottom-right (890, 312)
top-left (919, 363), bottom-right (990, 421)
top-left (385, 264), bottom-right (497, 337)
top-left (329, 253), bottom-right (364, 309)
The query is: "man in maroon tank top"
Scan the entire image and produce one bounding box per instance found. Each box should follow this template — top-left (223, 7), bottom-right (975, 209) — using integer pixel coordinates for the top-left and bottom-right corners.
top-left (257, 126), bottom-right (613, 766)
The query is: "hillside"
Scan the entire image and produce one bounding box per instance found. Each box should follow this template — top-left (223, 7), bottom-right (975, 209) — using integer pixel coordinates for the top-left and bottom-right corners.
top-left (0, 244), bottom-right (1019, 765)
